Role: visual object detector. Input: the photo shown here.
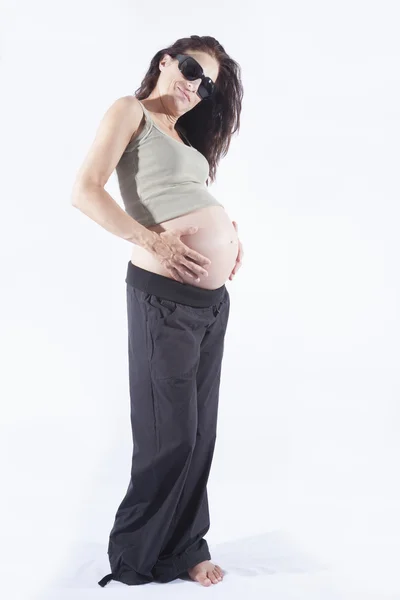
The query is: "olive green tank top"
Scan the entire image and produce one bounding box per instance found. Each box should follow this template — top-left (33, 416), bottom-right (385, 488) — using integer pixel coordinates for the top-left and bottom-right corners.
top-left (115, 98), bottom-right (223, 227)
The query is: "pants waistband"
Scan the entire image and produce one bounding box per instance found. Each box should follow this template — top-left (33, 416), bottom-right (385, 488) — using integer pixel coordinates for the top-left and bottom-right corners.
top-left (125, 261), bottom-right (226, 308)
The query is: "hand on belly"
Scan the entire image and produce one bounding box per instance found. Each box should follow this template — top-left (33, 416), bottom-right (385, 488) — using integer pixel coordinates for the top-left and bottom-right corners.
top-left (180, 228), bottom-right (239, 289)
top-left (131, 207), bottom-right (240, 289)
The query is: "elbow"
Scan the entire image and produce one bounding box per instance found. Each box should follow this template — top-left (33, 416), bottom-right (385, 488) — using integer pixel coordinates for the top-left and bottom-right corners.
top-left (70, 185), bottom-right (81, 207)
top-left (70, 180), bottom-right (103, 207)
top-left (70, 182), bottom-right (87, 207)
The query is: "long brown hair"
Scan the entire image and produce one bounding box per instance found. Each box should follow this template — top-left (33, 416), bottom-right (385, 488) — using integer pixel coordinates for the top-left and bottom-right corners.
top-left (133, 35), bottom-right (244, 186)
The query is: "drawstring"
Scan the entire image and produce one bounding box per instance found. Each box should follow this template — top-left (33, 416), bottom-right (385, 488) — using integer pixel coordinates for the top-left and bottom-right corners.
top-left (212, 303), bottom-right (221, 317)
top-left (98, 573), bottom-right (114, 587)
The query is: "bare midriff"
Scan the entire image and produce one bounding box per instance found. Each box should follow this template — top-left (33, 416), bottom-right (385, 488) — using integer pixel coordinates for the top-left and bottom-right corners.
top-left (130, 205), bottom-right (239, 290)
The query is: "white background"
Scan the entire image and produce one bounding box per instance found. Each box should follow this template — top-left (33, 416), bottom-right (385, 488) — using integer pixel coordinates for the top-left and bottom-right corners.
top-left (1, 1), bottom-right (399, 598)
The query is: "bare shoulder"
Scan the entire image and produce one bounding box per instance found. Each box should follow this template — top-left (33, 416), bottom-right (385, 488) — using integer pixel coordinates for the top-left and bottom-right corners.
top-left (114, 94), bottom-right (143, 126)
top-left (119, 93), bottom-right (143, 114)
top-left (70, 94), bottom-right (146, 191)
top-left (117, 94), bottom-right (146, 143)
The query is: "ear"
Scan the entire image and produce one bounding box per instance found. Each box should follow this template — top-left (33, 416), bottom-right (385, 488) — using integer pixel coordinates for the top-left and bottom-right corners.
top-left (159, 53), bottom-right (172, 71)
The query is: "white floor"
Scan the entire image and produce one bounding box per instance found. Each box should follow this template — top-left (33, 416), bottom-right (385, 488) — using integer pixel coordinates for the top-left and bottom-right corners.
top-left (3, 463), bottom-right (400, 600)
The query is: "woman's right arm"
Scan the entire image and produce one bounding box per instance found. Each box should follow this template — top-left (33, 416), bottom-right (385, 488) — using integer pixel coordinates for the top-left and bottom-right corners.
top-left (70, 95), bottom-right (157, 251)
top-left (71, 96), bottom-right (211, 282)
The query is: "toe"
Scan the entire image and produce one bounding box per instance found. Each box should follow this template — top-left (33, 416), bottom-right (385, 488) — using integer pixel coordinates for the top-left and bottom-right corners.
top-left (208, 570), bottom-right (218, 584)
top-left (213, 568), bottom-right (222, 582)
top-left (198, 573), bottom-right (212, 586)
top-left (215, 565), bottom-right (224, 579)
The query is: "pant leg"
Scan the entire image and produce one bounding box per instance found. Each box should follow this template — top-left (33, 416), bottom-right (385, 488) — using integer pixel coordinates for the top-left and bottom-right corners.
top-left (154, 288), bottom-right (230, 580)
top-left (103, 284), bottom-right (172, 585)
top-left (98, 263), bottom-right (228, 587)
top-left (100, 285), bottom-right (209, 585)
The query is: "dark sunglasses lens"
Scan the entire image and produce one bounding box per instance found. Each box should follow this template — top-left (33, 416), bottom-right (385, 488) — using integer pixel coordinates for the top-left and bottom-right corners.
top-left (198, 83), bottom-right (212, 99)
top-left (181, 57), bottom-right (202, 79)
top-left (204, 78), bottom-right (214, 97)
top-left (198, 85), bottom-right (208, 99)
top-left (180, 57), bottom-right (214, 99)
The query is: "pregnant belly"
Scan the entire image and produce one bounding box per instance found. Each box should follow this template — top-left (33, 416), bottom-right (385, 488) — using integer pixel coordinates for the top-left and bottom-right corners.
top-left (130, 205), bottom-right (239, 289)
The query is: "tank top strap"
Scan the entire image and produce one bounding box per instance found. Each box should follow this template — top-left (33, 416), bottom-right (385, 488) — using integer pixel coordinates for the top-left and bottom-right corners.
top-left (136, 99), bottom-right (151, 118)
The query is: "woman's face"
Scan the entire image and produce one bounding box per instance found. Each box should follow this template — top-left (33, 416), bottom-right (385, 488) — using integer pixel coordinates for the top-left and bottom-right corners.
top-left (159, 51), bottom-right (220, 110)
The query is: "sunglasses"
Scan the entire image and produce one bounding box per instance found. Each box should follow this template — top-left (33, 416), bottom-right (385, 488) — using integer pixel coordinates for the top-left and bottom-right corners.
top-left (175, 54), bottom-right (215, 100)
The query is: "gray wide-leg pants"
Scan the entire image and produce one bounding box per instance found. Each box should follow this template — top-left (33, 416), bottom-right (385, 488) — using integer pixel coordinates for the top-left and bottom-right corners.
top-left (98, 260), bottom-right (230, 586)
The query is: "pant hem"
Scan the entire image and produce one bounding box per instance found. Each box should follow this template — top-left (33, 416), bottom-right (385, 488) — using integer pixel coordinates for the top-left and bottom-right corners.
top-left (152, 544), bottom-right (212, 583)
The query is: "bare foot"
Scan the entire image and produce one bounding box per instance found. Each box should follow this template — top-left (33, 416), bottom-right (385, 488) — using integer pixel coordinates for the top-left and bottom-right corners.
top-left (187, 560), bottom-right (224, 586)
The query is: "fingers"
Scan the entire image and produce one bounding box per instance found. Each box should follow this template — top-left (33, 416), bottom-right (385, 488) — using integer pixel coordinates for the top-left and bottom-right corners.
top-left (181, 257), bottom-right (209, 278)
top-left (170, 266), bottom-right (185, 283)
top-left (231, 258), bottom-right (242, 277)
top-left (179, 263), bottom-right (202, 282)
top-left (169, 261), bottom-right (205, 283)
top-left (185, 248), bottom-right (211, 267)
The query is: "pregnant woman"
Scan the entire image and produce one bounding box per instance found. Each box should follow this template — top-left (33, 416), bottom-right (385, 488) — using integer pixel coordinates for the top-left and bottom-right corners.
top-left (71, 35), bottom-right (244, 587)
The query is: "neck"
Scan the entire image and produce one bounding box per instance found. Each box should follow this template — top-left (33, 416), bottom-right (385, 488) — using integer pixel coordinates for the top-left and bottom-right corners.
top-left (143, 93), bottom-right (180, 131)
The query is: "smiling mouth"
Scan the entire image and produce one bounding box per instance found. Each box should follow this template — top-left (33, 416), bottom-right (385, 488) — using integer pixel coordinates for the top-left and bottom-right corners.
top-left (178, 87), bottom-right (190, 101)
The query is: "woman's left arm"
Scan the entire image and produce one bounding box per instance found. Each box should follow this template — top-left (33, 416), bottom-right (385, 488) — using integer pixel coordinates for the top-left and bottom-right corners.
top-left (229, 221), bottom-right (244, 280)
